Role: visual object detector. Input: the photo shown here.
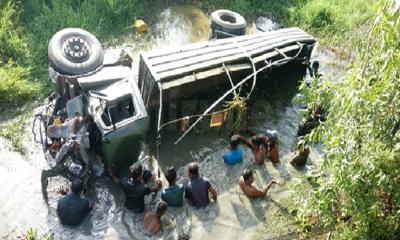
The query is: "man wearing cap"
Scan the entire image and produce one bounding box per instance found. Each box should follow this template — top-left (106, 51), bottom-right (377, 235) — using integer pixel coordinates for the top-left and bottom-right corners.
top-left (110, 162), bottom-right (162, 213)
top-left (238, 168), bottom-right (277, 199)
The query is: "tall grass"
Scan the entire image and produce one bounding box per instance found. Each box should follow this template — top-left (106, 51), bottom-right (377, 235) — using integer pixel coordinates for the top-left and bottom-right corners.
top-left (204, 0), bottom-right (374, 47)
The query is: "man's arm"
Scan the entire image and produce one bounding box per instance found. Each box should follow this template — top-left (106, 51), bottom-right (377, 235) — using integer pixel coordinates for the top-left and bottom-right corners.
top-left (149, 180), bottom-right (162, 193)
top-left (237, 135), bottom-right (253, 149)
top-left (208, 185), bottom-right (218, 202)
top-left (245, 185), bottom-right (266, 198)
top-left (262, 180), bottom-right (277, 195)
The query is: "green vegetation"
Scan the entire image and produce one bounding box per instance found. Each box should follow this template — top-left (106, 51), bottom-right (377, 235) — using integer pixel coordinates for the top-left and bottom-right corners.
top-left (0, 115), bottom-right (28, 154)
top-left (294, 1), bottom-right (400, 238)
top-left (19, 228), bottom-right (53, 240)
top-left (0, 1), bottom-right (41, 111)
top-left (0, 0), bottom-right (149, 113)
top-left (0, 0), bottom-right (375, 112)
top-left (204, 0), bottom-right (374, 47)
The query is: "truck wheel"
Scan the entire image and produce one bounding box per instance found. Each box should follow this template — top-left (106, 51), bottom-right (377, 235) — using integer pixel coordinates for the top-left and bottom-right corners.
top-left (210, 9), bottom-right (246, 39)
top-left (48, 28), bottom-right (104, 76)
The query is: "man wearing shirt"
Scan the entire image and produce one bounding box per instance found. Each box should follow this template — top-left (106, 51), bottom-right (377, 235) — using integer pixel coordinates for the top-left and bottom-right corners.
top-left (161, 167), bottom-right (184, 207)
top-left (57, 179), bottom-right (91, 226)
top-left (110, 162), bottom-right (162, 213)
top-left (184, 162), bottom-right (217, 208)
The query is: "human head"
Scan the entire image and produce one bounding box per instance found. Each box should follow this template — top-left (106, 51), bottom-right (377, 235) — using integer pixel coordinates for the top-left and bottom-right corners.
top-left (130, 162), bottom-right (143, 180)
top-left (312, 60), bottom-right (319, 72)
top-left (230, 134), bottom-right (240, 149)
top-left (155, 201), bottom-right (168, 217)
top-left (266, 130), bottom-right (278, 144)
top-left (166, 166), bottom-right (177, 185)
top-left (242, 168), bottom-right (254, 184)
top-left (71, 179), bottom-right (84, 195)
top-left (188, 162), bottom-right (199, 178)
top-left (297, 138), bottom-right (307, 153)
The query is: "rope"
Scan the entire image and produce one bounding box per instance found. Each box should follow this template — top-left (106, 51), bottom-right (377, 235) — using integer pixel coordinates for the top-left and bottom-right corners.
top-left (174, 43), bottom-right (305, 145)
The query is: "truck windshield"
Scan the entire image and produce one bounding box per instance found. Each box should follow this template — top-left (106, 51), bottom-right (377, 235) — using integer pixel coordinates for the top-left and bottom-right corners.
top-left (101, 97), bottom-right (136, 126)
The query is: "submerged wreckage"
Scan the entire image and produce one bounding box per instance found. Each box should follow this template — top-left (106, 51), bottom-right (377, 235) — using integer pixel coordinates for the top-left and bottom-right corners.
top-left (33, 10), bottom-right (316, 186)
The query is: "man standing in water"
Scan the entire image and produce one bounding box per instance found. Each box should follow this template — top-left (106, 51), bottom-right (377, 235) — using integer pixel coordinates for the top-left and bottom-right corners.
top-left (161, 166), bottom-right (184, 207)
top-left (265, 129), bottom-right (280, 164)
top-left (143, 201), bottom-right (168, 236)
top-left (238, 168), bottom-right (276, 198)
top-left (57, 179), bottom-right (91, 226)
top-left (247, 129), bottom-right (280, 164)
top-left (184, 162), bottom-right (217, 208)
top-left (110, 162), bottom-right (162, 213)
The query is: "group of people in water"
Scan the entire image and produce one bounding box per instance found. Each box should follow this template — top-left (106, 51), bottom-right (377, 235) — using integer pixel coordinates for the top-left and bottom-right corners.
top-left (54, 128), bottom-right (310, 236)
top-left (53, 59), bottom-right (324, 237)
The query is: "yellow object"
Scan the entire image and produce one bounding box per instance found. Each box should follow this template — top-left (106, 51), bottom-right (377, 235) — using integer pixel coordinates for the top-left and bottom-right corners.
top-left (53, 116), bottom-right (62, 127)
top-left (134, 19), bottom-right (148, 33)
top-left (210, 111), bottom-right (228, 127)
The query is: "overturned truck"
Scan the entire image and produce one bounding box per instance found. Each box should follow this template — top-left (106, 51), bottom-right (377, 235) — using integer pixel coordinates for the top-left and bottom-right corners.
top-left (34, 18), bottom-right (316, 184)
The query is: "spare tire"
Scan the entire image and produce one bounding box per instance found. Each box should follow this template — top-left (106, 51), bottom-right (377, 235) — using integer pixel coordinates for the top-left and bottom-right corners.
top-left (210, 9), bottom-right (246, 39)
top-left (48, 28), bottom-right (104, 76)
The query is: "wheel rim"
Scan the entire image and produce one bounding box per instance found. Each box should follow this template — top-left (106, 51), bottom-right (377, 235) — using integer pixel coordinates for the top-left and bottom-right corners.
top-left (62, 37), bottom-right (90, 63)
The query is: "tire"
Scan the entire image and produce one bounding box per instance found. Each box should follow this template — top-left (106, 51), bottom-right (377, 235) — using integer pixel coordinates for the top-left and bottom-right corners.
top-left (48, 28), bottom-right (104, 76)
top-left (210, 9), bottom-right (246, 39)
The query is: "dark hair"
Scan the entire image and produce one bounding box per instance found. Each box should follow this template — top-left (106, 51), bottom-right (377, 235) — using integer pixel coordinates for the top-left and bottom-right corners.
top-left (156, 201), bottom-right (168, 215)
top-left (188, 162), bottom-right (199, 176)
top-left (178, 233), bottom-right (190, 240)
top-left (71, 179), bottom-right (84, 195)
top-left (142, 169), bottom-right (152, 184)
top-left (312, 60), bottom-right (320, 71)
top-left (242, 168), bottom-right (253, 181)
top-left (230, 135), bottom-right (240, 149)
top-left (166, 167), bottom-right (177, 185)
top-left (130, 162), bottom-right (143, 179)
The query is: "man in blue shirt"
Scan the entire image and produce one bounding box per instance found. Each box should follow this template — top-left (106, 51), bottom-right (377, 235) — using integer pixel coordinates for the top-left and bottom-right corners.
top-left (161, 167), bottom-right (184, 207)
top-left (223, 134), bottom-right (253, 165)
top-left (57, 179), bottom-right (91, 226)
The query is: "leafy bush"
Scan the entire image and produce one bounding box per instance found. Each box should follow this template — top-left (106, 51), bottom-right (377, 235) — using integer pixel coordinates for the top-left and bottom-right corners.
top-left (293, 1), bottom-right (400, 239)
top-left (0, 1), bottom-right (28, 66)
top-left (0, 115), bottom-right (28, 154)
top-left (0, 62), bottom-right (40, 109)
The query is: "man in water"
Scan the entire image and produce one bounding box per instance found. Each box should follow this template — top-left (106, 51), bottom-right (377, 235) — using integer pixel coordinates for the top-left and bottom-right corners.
top-left (184, 162), bottom-right (217, 208)
top-left (238, 168), bottom-right (276, 199)
top-left (290, 138), bottom-right (310, 167)
top-left (143, 201), bottom-right (168, 236)
top-left (57, 179), bottom-right (91, 226)
top-left (161, 166), bottom-right (184, 207)
top-left (41, 136), bottom-right (88, 203)
top-left (223, 134), bottom-right (253, 165)
top-left (265, 129), bottom-right (280, 164)
top-left (248, 129), bottom-right (280, 164)
top-left (110, 162), bottom-right (162, 213)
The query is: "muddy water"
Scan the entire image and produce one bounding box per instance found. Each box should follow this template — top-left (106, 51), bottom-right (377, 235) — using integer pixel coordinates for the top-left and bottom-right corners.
top-left (0, 5), bottom-right (340, 240)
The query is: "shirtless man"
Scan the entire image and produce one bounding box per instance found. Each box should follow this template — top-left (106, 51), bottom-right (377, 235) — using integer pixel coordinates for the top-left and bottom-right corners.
top-left (143, 201), bottom-right (168, 236)
top-left (248, 129), bottom-right (280, 164)
top-left (238, 168), bottom-right (276, 198)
